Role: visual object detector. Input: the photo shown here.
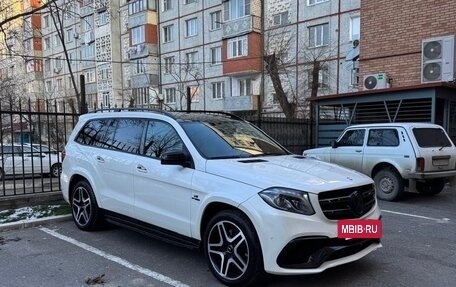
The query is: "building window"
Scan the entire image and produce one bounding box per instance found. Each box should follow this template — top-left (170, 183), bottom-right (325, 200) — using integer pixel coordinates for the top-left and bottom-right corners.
top-left (163, 0), bottom-right (172, 11)
top-left (132, 87), bottom-right (150, 106)
top-left (99, 64), bottom-right (111, 80)
top-left (81, 44), bottom-right (95, 58)
top-left (134, 59), bottom-right (146, 74)
top-left (129, 0), bottom-right (147, 15)
top-left (210, 46), bottom-right (222, 65)
top-left (165, 88), bottom-right (176, 104)
top-left (307, 68), bottom-right (329, 89)
top-left (83, 15), bottom-right (94, 31)
top-left (131, 25), bottom-right (145, 45)
top-left (185, 18), bottom-right (198, 37)
top-left (44, 37), bottom-right (51, 50)
top-left (66, 28), bottom-right (74, 43)
top-left (102, 92), bottom-right (110, 107)
top-left (239, 79), bottom-right (251, 96)
top-left (85, 69), bottom-right (96, 83)
top-left (45, 80), bottom-right (52, 92)
top-left (55, 56), bottom-right (63, 70)
top-left (98, 10), bottom-right (108, 26)
top-left (56, 78), bottom-right (63, 91)
top-left (273, 11), bottom-right (288, 26)
top-left (163, 24), bottom-right (174, 43)
top-left (87, 93), bottom-right (97, 110)
top-left (350, 16), bottom-right (360, 41)
top-left (225, 0), bottom-right (250, 20)
top-left (164, 56), bottom-right (175, 73)
top-left (228, 36), bottom-right (247, 58)
top-left (309, 23), bottom-right (329, 47)
top-left (212, 82), bottom-right (224, 99)
top-left (186, 52), bottom-right (198, 70)
top-left (210, 11), bottom-right (221, 30)
top-left (44, 59), bottom-right (51, 72)
top-left (43, 15), bottom-right (50, 28)
top-left (307, 0), bottom-right (328, 5)
top-left (54, 34), bottom-right (61, 46)
top-left (188, 86), bottom-right (199, 102)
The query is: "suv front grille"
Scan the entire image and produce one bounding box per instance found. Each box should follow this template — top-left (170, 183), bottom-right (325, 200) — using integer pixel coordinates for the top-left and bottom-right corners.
top-left (318, 184), bottom-right (376, 220)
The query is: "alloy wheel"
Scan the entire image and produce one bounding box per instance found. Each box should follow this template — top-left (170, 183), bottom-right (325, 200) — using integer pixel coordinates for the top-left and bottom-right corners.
top-left (378, 176), bottom-right (394, 194)
top-left (72, 186), bottom-right (92, 227)
top-left (207, 220), bottom-right (249, 281)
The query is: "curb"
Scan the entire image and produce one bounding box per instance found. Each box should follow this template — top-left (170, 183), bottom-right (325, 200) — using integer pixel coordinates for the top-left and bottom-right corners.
top-left (0, 214), bottom-right (72, 232)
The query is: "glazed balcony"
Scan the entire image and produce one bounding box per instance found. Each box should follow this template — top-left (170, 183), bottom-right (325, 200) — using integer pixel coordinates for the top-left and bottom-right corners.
top-left (222, 15), bottom-right (261, 39)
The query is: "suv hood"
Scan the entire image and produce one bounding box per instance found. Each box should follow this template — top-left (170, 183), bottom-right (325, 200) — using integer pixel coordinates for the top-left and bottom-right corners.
top-left (205, 155), bottom-right (372, 193)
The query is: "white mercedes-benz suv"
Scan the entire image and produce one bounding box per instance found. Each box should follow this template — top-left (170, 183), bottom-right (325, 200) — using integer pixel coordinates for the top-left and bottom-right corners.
top-left (61, 110), bottom-right (381, 286)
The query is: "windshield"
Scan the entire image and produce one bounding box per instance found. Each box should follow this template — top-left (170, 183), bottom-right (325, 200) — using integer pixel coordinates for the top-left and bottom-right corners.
top-left (412, 127), bottom-right (453, 148)
top-left (181, 119), bottom-right (288, 159)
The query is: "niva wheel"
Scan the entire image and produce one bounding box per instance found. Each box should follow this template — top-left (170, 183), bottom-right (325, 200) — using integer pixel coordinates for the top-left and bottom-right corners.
top-left (204, 211), bottom-right (263, 287)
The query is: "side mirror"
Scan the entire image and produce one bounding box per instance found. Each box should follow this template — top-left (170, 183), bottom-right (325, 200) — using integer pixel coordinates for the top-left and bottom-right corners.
top-left (330, 140), bottom-right (338, 148)
top-left (161, 151), bottom-right (192, 168)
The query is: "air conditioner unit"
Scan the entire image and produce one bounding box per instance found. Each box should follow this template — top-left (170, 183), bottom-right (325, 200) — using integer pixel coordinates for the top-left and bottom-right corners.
top-left (53, 67), bottom-right (62, 74)
top-left (363, 73), bottom-right (389, 90)
top-left (421, 35), bottom-right (456, 83)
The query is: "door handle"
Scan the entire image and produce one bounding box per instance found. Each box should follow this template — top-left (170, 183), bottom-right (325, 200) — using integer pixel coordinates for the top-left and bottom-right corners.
top-left (355, 150), bottom-right (362, 153)
top-left (137, 164), bottom-right (148, 173)
top-left (96, 156), bottom-right (105, 163)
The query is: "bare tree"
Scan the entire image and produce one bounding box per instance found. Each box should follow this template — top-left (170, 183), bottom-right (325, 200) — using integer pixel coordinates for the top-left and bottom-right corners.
top-left (263, 27), bottom-right (338, 119)
top-left (167, 56), bottom-right (203, 111)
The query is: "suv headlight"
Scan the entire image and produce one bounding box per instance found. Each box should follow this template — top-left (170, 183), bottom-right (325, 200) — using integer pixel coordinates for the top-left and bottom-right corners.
top-left (259, 187), bottom-right (315, 215)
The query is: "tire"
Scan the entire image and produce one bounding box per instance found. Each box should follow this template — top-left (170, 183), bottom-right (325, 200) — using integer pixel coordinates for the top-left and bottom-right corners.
top-left (203, 210), bottom-right (264, 287)
top-left (374, 168), bottom-right (404, 201)
top-left (416, 179), bottom-right (445, 196)
top-left (70, 180), bottom-right (104, 231)
top-left (51, 163), bottom-right (62, 178)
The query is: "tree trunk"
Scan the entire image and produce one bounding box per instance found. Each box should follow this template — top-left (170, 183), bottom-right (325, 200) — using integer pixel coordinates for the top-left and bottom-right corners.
top-left (264, 54), bottom-right (296, 118)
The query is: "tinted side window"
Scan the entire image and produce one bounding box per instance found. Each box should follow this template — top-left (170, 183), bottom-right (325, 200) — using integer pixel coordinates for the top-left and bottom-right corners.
top-left (143, 120), bottom-right (183, 159)
top-left (110, 119), bottom-right (145, 154)
top-left (338, 129), bottom-right (365, 146)
top-left (368, 129), bottom-right (399, 146)
top-left (75, 119), bottom-right (111, 147)
top-left (413, 128), bottom-right (452, 148)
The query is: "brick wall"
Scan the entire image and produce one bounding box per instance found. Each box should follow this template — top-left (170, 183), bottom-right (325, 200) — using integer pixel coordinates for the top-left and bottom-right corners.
top-left (360, 0), bottom-right (456, 88)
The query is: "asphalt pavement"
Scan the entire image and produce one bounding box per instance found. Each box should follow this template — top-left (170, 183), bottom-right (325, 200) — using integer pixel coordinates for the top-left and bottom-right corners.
top-left (0, 188), bottom-right (455, 287)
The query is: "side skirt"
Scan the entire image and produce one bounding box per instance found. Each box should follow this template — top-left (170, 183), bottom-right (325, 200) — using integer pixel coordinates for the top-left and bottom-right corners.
top-left (102, 209), bottom-right (200, 250)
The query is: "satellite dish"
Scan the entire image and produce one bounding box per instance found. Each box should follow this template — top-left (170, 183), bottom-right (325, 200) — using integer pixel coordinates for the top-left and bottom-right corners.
top-left (423, 40), bottom-right (442, 60)
top-left (364, 75), bottom-right (378, 89)
top-left (423, 62), bottom-right (442, 81)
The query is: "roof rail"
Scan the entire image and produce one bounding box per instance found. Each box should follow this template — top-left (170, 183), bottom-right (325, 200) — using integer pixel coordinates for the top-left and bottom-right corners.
top-left (172, 110), bottom-right (245, 121)
top-left (89, 107), bottom-right (175, 117)
top-left (88, 108), bottom-right (245, 121)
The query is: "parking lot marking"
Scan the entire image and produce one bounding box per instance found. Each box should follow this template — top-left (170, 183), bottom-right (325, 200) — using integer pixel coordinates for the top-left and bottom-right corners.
top-left (39, 227), bottom-right (191, 287)
top-left (381, 209), bottom-right (450, 223)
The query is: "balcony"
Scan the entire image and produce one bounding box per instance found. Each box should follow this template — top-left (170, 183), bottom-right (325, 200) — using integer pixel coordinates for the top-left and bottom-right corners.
top-left (129, 74), bottom-right (159, 88)
top-left (128, 11), bottom-right (157, 28)
top-left (224, 95), bottom-right (259, 111)
top-left (222, 15), bottom-right (261, 39)
top-left (128, 43), bottom-right (157, 60)
top-left (80, 5), bottom-right (93, 17)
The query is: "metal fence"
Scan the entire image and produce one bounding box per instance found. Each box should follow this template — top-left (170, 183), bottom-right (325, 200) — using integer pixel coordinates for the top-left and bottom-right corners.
top-left (0, 100), bottom-right (79, 198)
top-left (0, 104), bottom-right (312, 198)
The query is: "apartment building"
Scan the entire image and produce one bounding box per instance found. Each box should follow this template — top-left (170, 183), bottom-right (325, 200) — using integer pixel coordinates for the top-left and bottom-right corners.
top-left (262, 0), bottom-right (360, 113)
top-left (0, 0), bottom-right (27, 104)
top-left (158, 0), bottom-right (262, 112)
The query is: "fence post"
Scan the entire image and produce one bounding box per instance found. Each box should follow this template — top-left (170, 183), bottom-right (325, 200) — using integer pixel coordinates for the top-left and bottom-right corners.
top-left (80, 74), bottom-right (88, 114)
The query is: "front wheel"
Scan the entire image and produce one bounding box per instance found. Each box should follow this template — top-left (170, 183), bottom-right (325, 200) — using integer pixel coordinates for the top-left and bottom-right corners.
top-left (71, 180), bottom-right (104, 231)
top-left (416, 179), bottom-right (445, 196)
top-left (374, 168), bottom-right (404, 201)
top-left (203, 210), bottom-right (264, 287)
